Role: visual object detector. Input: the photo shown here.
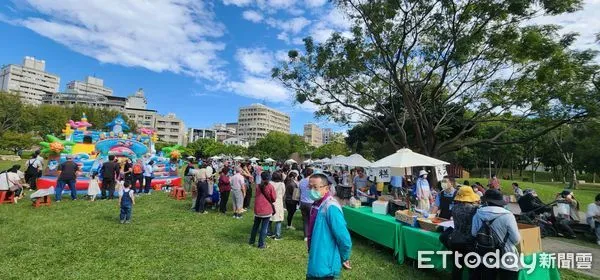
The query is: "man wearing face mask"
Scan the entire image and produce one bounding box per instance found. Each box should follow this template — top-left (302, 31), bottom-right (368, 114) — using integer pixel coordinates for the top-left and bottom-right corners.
top-left (430, 176), bottom-right (458, 219)
top-left (306, 173), bottom-right (352, 279)
top-left (415, 170), bottom-right (433, 211)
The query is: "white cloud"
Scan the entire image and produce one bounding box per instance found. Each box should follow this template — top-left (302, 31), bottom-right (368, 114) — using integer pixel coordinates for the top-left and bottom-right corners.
top-left (304, 0), bottom-right (327, 8)
top-left (235, 48), bottom-right (275, 75)
top-left (324, 8), bottom-right (352, 30)
top-left (266, 17), bottom-right (311, 34)
top-left (261, 0), bottom-right (296, 9)
top-left (242, 10), bottom-right (263, 23)
top-left (277, 32), bottom-right (290, 43)
top-left (528, 0), bottom-right (600, 53)
top-left (228, 75), bottom-right (290, 102)
top-left (223, 0), bottom-right (254, 7)
top-left (11, 0), bottom-right (227, 81)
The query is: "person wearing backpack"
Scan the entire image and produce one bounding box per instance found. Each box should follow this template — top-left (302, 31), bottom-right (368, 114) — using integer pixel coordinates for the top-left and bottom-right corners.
top-left (449, 186), bottom-right (480, 280)
top-left (24, 152), bottom-right (43, 190)
top-left (131, 159), bottom-right (144, 193)
top-left (470, 189), bottom-right (521, 280)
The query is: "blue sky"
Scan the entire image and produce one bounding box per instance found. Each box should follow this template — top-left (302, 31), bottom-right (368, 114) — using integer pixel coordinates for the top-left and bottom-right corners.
top-left (0, 0), bottom-right (354, 134)
top-left (1, 0), bottom-right (598, 135)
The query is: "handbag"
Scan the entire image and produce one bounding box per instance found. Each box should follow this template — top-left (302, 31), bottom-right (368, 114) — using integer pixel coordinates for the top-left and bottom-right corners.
top-left (292, 183), bottom-right (300, 201)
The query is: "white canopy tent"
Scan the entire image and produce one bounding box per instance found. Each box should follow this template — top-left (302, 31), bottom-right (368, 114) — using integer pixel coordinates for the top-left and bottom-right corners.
top-left (249, 157), bottom-right (259, 162)
top-left (210, 156), bottom-right (221, 160)
top-left (264, 158), bottom-right (275, 163)
top-left (320, 157), bottom-right (330, 164)
top-left (338, 154), bottom-right (371, 167)
top-left (285, 159), bottom-right (297, 164)
top-left (303, 159), bottom-right (313, 164)
top-left (233, 156), bottom-right (245, 161)
top-left (369, 148), bottom-right (449, 168)
top-left (328, 155), bottom-right (348, 166)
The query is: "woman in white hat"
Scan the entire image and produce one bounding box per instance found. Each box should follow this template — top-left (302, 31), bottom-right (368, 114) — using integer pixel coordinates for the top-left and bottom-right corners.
top-left (415, 170), bottom-right (432, 211)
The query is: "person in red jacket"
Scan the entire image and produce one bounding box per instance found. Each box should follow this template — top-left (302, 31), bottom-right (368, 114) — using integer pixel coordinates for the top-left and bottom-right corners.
top-left (249, 171), bottom-right (276, 249)
top-left (218, 167), bottom-right (232, 214)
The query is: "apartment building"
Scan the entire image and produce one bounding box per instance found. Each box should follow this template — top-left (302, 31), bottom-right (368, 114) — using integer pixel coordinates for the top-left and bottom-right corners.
top-left (237, 104), bottom-right (290, 145)
top-left (66, 76), bottom-right (113, 96)
top-left (155, 113), bottom-right (185, 145)
top-left (188, 128), bottom-right (217, 143)
top-left (126, 88), bottom-right (148, 109)
top-left (304, 123), bottom-right (323, 147)
top-left (223, 137), bottom-right (250, 148)
top-left (126, 107), bottom-right (157, 129)
top-left (43, 92), bottom-right (126, 111)
top-left (0, 56), bottom-right (60, 104)
top-left (213, 123), bottom-right (237, 142)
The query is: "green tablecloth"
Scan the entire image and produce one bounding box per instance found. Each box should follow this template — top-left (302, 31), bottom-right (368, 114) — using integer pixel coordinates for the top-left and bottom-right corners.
top-left (398, 224), bottom-right (452, 272)
top-left (342, 206), bottom-right (402, 261)
top-left (343, 206), bottom-right (561, 280)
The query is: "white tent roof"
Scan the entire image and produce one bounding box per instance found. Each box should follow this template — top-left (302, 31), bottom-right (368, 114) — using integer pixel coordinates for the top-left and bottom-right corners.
top-left (233, 156), bottom-right (245, 161)
top-left (249, 157), bottom-right (259, 162)
top-left (210, 156), bottom-right (221, 160)
top-left (303, 159), bottom-right (313, 164)
top-left (320, 157), bottom-right (330, 163)
top-left (264, 158), bottom-right (275, 162)
top-left (338, 154), bottom-right (371, 167)
top-left (328, 155), bottom-right (348, 166)
top-left (285, 159), bottom-right (297, 163)
top-left (369, 148), bottom-right (449, 168)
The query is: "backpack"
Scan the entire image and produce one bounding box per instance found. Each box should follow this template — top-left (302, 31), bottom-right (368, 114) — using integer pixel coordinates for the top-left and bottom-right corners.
top-left (475, 217), bottom-right (509, 253)
top-left (25, 159), bottom-right (38, 176)
top-left (132, 164), bottom-right (143, 174)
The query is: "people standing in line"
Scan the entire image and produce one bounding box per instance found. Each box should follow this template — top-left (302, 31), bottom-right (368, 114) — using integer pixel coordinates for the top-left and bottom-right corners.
top-left (415, 170), bottom-right (432, 211)
top-left (284, 170), bottom-right (300, 230)
top-left (24, 151), bottom-right (43, 190)
top-left (0, 165), bottom-right (24, 203)
top-left (101, 155), bottom-right (120, 199)
top-left (242, 163), bottom-right (254, 211)
top-left (299, 167), bottom-right (315, 241)
top-left (306, 173), bottom-right (352, 279)
top-left (268, 171), bottom-right (286, 240)
top-left (430, 176), bottom-right (458, 219)
top-left (586, 194), bottom-right (600, 245)
top-left (449, 186), bottom-right (480, 280)
top-left (218, 167), bottom-right (231, 214)
top-left (142, 160), bottom-right (154, 194)
top-left (194, 163), bottom-right (210, 214)
top-left (249, 171), bottom-right (276, 249)
top-left (471, 189), bottom-right (521, 280)
top-left (56, 155), bottom-right (79, 202)
top-left (118, 181), bottom-right (135, 224)
top-left (231, 167), bottom-right (246, 219)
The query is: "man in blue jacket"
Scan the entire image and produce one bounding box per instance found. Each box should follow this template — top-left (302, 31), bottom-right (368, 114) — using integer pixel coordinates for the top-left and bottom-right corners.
top-left (306, 173), bottom-right (352, 279)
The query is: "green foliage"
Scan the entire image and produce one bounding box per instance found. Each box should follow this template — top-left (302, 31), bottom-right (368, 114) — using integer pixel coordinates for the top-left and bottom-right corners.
top-left (274, 0), bottom-right (598, 157)
top-left (248, 132), bottom-right (308, 160)
top-left (312, 142), bottom-right (350, 159)
top-left (0, 131), bottom-right (38, 153)
top-left (186, 138), bottom-right (248, 158)
top-left (0, 93), bottom-right (136, 137)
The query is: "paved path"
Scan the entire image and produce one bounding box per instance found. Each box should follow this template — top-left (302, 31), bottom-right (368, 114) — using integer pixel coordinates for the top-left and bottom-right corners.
top-left (542, 238), bottom-right (600, 277)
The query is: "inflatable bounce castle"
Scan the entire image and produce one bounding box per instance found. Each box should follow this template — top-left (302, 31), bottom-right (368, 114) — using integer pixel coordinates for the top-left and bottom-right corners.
top-left (36, 114), bottom-right (182, 191)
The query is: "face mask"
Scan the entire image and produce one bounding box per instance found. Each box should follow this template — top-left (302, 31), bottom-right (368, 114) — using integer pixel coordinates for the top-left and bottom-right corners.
top-left (309, 189), bottom-right (323, 200)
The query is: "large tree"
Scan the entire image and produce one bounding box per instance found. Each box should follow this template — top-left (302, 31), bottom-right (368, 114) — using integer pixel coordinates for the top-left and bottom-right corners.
top-left (275, 0), bottom-right (599, 157)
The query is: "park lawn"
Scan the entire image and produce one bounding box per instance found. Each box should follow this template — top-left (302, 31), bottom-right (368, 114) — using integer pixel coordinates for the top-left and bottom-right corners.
top-left (464, 178), bottom-right (599, 207)
top-left (0, 192), bottom-right (444, 280)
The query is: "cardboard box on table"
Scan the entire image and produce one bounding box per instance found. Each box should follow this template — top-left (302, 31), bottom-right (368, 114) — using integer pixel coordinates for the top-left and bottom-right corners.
top-left (517, 223), bottom-right (542, 255)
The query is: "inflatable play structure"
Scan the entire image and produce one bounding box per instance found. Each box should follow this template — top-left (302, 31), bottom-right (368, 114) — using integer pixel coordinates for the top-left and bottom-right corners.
top-left (36, 114), bottom-right (182, 191)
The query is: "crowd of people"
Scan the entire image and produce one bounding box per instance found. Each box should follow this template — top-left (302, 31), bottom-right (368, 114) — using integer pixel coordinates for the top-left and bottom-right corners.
top-left (6, 153), bottom-right (600, 279)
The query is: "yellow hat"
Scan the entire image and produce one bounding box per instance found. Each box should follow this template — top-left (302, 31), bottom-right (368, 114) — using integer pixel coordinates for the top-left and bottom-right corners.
top-left (454, 186), bottom-right (480, 203)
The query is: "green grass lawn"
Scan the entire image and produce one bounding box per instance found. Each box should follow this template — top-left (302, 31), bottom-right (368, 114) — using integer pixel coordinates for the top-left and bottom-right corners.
top-left (0, 192), bottom-right (447, 280)
top-left (464, 178), bottom-right (600, 207)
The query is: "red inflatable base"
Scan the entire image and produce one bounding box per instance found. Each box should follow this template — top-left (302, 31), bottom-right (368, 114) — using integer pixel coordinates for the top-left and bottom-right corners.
top-left (36, 176), bottom-right (182, 190)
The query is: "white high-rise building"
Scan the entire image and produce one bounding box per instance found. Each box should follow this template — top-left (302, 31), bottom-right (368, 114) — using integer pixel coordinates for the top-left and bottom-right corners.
top-left (126, 88), bottom-right (148, 110)
top-left (237, 104), bottom-right (290, 145)
top-left (188, 128), bottom-right (217, 143)
top-left (0, 56), bottom-right (60, 104)
top-left (66, 76), bottom-right (113, 96)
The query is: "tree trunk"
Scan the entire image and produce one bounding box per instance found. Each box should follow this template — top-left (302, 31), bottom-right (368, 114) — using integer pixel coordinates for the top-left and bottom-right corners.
top-left (510, 160), bottom-right (514, 180)
top-left (594, 172), bottom-right (597, 184)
